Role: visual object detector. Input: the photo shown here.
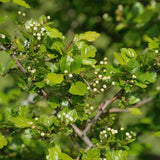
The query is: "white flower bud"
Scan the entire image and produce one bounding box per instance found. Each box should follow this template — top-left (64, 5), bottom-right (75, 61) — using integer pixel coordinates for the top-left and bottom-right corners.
top-left (126, 132), bottom-right (130, 136)
top-left (98, 75), bottom-right (102, 79)
top-left (94, 71), bottom-right (98, 74)
top-left (69, 73), bottom-right (73, 78)
top-left (155, 50), bottom-right (159, 53)
top-left (112, 81), bottom-right (115, 85)
top-left (93, 88), bottom-right (97, 92)
top-left (100, 61), bottom-right (104, 64)
top-left (104, 61), bottom-right (107, 65)
top-left (35, 117), bottom-right (38, 121)
top-left (103, 77), bottom-right (107, 80)
top-left (107, 127), bottom-right (111, 131)
top-left (103, 69), bottom-right (107, 72)
top-left (87, 86), bottom-right (90, 90)
top-left (69, 117), bottom-right (73, 121)
top-left (132, 75), bottom-right (136, 79)
top-left (40, 132), bottom-right (45, 136)
top-left (104, 57), bottom-right (107, 60)
top-left (33, 27), bottom-right (37, 31)
top-left (90, 106), bottom-right (94, 110)
top-left (47, 16), bottom-right (50, 20)
top-left (107, 76), bottom-right (110, 79)
top-left (22, 13), bottom-right (26, 16)
top-left (18, 11), bottom-right (21, 15)
top-left (120, 127), bottom-right (124, 131)
top-left (100, 88), bottom-right (104, 92)
top-left (64, 70), bottom-right (68, 73)
top-left (37, 33), bottom-right (41, 36)
top-left (103, 85), bottom-right (107, 88)
top-left (95, 80), bottom-right (99, 84)
top-left (41, 27), bottom-right (45, 31)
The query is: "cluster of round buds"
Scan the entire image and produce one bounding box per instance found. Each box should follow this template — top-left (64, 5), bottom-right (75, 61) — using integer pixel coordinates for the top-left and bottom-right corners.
top-left (18, 11), bottom-right (26, 16)
top-left (58, 112), bottom-right (74, 123)
top-left (99, 57), bottom-right (108, 65)
top-left (115, 4), bottom-right (124, 22)
top-left (100, 130), bottom-right (108, 138)
top-left (107, 127), bottom-right (118, 135)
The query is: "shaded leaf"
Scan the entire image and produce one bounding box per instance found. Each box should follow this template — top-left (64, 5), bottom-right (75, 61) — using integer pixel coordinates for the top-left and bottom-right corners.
top-left (10, 116), bottom-right (33, 128)
top-left (69, 81), bottom-right (86, 96)
top-left (0, 16), bottom-right (7, 23)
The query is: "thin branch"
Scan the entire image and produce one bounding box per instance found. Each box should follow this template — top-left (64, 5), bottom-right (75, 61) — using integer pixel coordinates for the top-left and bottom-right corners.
top-left (71, 124), bottom-right (93, 149)
top-left (109, 97), bottom-right (153, 113)
top-left (83, 89), bottom-right (125, 134)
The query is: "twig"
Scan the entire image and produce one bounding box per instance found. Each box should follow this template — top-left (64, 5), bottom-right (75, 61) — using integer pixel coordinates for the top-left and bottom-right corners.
top-left (65, 33), bottom-right (75, 52)
top-left (109, 97), bottom-right (153, 113)
top-left (83, 89), bottom-right (125, 134)
top-left (71, 124), bottom-right (93, 149)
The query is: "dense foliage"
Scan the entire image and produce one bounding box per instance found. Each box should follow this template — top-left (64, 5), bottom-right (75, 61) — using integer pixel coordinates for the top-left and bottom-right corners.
top-left (0, 0), bottom-right (160, 160)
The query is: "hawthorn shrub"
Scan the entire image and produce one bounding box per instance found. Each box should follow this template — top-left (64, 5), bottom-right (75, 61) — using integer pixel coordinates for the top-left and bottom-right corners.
top-left (0, 1), bottom-right (160, 160)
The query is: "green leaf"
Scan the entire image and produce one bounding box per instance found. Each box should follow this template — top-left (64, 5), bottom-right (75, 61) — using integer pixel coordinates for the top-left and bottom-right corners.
top-left (0, 134), bottom-right (7, 149)
top-left (106, 150), bottom-right (128, 160)
top-left (46, 73), bottom-right (64, 85)
top-left (123, 60), bottom-right (139, 74)
top-left (80, 31), bottom-right (100, 42)
top-left (12, 0), bottom-right (30, 8)
top-left (82, 148), bottom-right (100, 160)
top-left (60, 55), bottom-right (74, 72)
top-left (60, 153), bottom-right (73, 160)
top-left (146, 37), bottom-right (159, 49)
top-left (81, 45), bottom-right (97, 59)
top-left (152, 131), bottom-right (160, 137)
top-left (19, 105), bottom-right (29, 117)
top-left (70, 55), bottom-right (82, 73)
top-left (114, 52), bottom-right (125, 65)
top-left (15, 39), bottom-right (24, 52)
top-left (69, 81), bottom-right (86, 96)
top-left (39, 15), bottom-right (47, 24)
top-left (82, 59), bottom-right (96, 66)
top-left (129, 108), bottom-right (142, 115)
top-left (6, 59), bottom-right (15, 71)
top-left (0, 0), bottom-right (11, 2)
top-left (34, 81), bottom-right (45, 88)
top-left (121, 48), bottom-right (137, 59)
top-left (39, 115), bottom-right (55, 128)
top-left (0, 16), bottom-right (7, 23)
top-left (138, 72), bottom-right (157, 84)
top-left (10, 116), bottom-right (33, 128)
top-left (128, 96), bottom-right (140, 104)
top-left (48, 96), bottom-right (60, 109)
top-left (46, 145), bottom-right (61, 160)
top-left (45, 26), bottom-right (63, 39)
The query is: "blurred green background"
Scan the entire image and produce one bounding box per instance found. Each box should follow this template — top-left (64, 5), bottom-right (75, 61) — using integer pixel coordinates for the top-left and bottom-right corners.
top-left (0, 0), bottom-right (160, 159)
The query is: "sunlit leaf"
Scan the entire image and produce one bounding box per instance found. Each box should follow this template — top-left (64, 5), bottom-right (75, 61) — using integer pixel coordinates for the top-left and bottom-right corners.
top-left (46, 145), bottom-right (61, 160)
top-left (152, 131), bottom-right (160, 137)
top-left (45, 26), bottom-right (63, 39)
top-left (129, 108), bottom-right (142, 115)
top-left (80, 31), bottom-right (100, 42)
top-left (12, 0), bottom-right (30, 8)
top-left (0, 134), bottom-right (7, 149)
top-left (46, 73), bottom-right (64, 85)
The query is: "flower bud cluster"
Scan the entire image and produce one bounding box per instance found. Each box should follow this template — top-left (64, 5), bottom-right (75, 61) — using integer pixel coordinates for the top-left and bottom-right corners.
top-left (58, 112), bottom-right (74, 123)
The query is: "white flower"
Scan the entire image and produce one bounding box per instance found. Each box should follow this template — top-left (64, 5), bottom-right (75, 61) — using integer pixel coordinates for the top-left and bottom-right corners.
top-left (69, 117), bottom-right (73, 121)
top-left (30, 24), bottom-right (33, 27)
top-left (112, 81), bottom-right (115, 85)
top-left (18, 11), bottom-right (21, 15)
top-left (93, 88), bottom-right (97, 92)
top-left (90, 106), bottom-right (94, 110)
top-left (98, 75), bottom-right (102, 79)
top-left (41, 27), bottom-right (45, 31)
top-left (69, 73), bottom-right (73, 78)
top-left (103, 130), bottom-right (106, 133)
top-left (104, 134), bottom-right (107, 137)
top-left (58, 114), bottom-right (61, 118)
top-left (132, 75), bottom-right (136, 79)
top-left (114, 130), bottom-right (118, 134)
top-left (95, 80), bottom-right (99, 84)
top-left (35, 117), bottom-right (38, 121)
top-left (100, 88), bottom-right (104, 92)
top-left (40, 132), bottom-right (45, 136)
top-left (87, 86), bottom-right (90, 90)
top-left (100, 61), bottom-right (103, 64)
top-left (64, 70), bottom-right (68, 73)
top-left (120, 127), bottom-right (124, 131)
top-left (47, 16), bottom-right (50, 20)
top-left (103, 69), bottom-right (107, 72)
top-left (65, 115), bottom-right (69, 118)
top-left (37, 33), bottom-right (41, 36)
top-left (103, 85), bottom-right (107, 88)
top-left (33, 27), bottom-right (37, 31)
top-left (155, 50), bottom-right (159, 53)
top-left (126, 132), bottom-right (130, 136)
